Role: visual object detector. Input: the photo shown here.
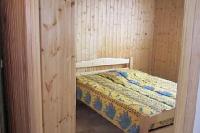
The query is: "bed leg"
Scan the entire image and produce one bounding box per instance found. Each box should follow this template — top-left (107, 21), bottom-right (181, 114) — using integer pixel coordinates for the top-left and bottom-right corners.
top-left (140, 124), bottom-right (149, 133)
top-left (140, 117), bottom-right (151, 133)
top-left (129, 57), bottom-right (134, 69)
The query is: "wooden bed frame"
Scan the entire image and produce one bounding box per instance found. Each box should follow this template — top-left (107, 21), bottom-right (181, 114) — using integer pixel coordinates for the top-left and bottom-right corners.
top-left (76, 57), bottom-right (133, 75)
top-left (76, 58), bottom-right (175, 133)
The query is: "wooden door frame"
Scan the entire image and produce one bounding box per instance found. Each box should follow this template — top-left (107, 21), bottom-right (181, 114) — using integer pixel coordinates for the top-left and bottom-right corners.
top-left (174, 0), bottom-right (200, 133)
top-left (1, 0), bottom-right (76, 133)
top-left (0, 36), bottom-right (6, 133)
top-left (0, 0), bottom-right (43, 133)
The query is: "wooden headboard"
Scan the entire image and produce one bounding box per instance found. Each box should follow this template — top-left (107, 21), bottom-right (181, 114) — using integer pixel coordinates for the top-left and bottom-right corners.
top-left (76, 57), bottom-right (134, 69)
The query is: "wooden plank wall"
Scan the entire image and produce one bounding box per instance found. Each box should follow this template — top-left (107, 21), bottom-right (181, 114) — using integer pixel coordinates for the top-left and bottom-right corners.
top-left (152, 0), bottom-right (184, 81)
top-left (75, 0), bottom-right (155, 73)
top-left (40, 0), bottom-right (76, 133)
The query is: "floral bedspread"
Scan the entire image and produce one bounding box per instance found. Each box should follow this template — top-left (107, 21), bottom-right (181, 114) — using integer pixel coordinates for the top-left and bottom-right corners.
top-left (76, 69), bottom-right (177, 133)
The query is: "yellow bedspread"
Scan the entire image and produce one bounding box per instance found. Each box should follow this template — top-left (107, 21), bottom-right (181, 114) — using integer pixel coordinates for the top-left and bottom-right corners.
top-left (76, 69), bottom-right (177, 133)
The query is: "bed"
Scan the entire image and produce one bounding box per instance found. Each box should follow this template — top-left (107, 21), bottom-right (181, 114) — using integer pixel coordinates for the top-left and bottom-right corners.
top-left (76, 58), bottom-right (177, 133)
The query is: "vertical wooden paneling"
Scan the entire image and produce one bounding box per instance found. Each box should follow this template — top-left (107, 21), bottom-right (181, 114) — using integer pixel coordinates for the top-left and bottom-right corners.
top-left (152, 0), bottom-right (184, 81)
top-left (0, 0), bottom-right (43, 133)
top-left (40, 0), bottom-right (76, 133)
top-left (75, 0), bottom-right (155, 73)
top-left (76, 0), bottom-right (184, 81)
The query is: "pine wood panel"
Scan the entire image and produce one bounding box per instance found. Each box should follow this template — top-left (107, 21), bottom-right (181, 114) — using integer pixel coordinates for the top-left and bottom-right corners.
top-left (175, 0), bottom-right (200, 132)
top-left (40, 0), bottom-right (76, 133)
top-left (152, 0), bottom-right (184, 81)
top-left (25, 0), bottom-right (43, 132)
top-left (75, 0), bottom-right (155, 73)
top-left (0, 0), bottom-right (43, 133)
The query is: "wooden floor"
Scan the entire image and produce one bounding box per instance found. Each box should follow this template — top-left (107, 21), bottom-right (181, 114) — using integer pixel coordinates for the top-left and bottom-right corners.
top-left (76, 101), bottom-right (174, 133)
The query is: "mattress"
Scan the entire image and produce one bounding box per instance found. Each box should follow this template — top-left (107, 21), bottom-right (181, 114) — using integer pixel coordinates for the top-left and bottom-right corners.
top-left (76, 69), bottom-right (177, 133)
